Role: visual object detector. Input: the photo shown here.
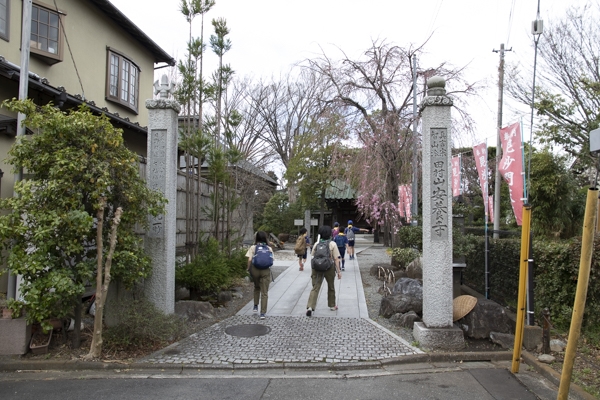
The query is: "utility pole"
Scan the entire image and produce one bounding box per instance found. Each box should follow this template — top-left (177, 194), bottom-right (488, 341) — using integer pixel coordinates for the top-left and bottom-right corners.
top-left (411, 54), bottom-right (418, 225)
top-left (492, 44), bottom-right (511, 239)
top-left (7, 0), bottom-right (32, 300)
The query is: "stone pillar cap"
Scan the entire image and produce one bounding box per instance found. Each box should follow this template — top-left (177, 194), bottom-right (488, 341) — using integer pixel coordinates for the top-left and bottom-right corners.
top-left (427, 76), bottom-right (446, 96)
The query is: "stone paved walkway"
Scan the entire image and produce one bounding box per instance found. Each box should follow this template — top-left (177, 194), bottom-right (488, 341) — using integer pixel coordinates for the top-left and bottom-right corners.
top-left (145, 315), bottom-right (417, 365)
top-left (141, 236), bottom-right (422, 366)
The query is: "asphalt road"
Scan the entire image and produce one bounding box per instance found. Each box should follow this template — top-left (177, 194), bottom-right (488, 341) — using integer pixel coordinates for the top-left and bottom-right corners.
top-left (0, 365), bottom-right (549, 400)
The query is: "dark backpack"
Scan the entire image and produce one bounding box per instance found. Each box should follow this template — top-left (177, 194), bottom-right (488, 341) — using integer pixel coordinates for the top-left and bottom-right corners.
top-left (252, 244), bottom-right (273, 269)
top-left (311, 240), bottom-right (333, 271)
top-left (346, 228), bottom-right (355, 241)
top-left (294, 235), bottom-right (307, 255)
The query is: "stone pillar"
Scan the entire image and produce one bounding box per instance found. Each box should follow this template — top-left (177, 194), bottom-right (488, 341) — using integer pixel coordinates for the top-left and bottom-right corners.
top-left (413, 76), bottom-right (464, 350)
top-left (144, 75), bottom-right (179, 314)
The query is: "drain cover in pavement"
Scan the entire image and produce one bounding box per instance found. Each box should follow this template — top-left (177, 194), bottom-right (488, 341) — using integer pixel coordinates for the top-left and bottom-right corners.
top-left (225, 324), bottom-right (271, 337)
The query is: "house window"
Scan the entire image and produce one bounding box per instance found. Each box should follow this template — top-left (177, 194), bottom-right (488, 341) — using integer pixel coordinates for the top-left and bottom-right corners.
top-left (106, 49), bottom-right (140, 113)
top-left (30, 2), bottom-right (64, 63)
top-left (0, 0), bottom-right (9, 42)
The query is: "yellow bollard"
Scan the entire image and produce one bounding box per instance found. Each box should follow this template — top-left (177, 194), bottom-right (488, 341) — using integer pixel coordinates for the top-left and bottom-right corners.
top-left (511, 205), bottom-right (531, 373)
top-left (557, 188), bottom-right (598, 399)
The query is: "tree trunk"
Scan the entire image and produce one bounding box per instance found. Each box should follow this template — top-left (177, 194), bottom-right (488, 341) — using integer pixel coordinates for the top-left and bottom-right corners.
top-left (84, 204), bottom-right (122, 360)
top-left (71, 300), bottom-right (82, 349)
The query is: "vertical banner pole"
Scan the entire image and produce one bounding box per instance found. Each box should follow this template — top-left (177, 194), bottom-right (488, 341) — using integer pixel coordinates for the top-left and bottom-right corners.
top-left (511, 204), bottom-right (531, 373)
top-left (557, 188), bottom-right (597, 399)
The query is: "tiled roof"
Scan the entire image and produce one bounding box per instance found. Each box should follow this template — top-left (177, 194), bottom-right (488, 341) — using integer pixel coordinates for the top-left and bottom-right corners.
top-left (325, 179), bottom-right (357, 200)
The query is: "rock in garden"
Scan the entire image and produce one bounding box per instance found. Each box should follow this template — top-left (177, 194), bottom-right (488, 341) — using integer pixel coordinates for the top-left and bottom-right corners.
top-left (218, 291), bottom-right (233, 304)
top-left (390, 311), bottom-right (421, 328)
top-left (538, 354), bottom-right (556, 364)
top-left (392, 278), bottom-right (423, 297)
top-left (175, 300), bottom-right (216, 321)
top-left (550, 339), bottom-right (567, 352)
top-left (490, 332), bottom-right (515, 349)
top-left (392, 269), bottom-right (408, 281)
top-left (406, 257), bottom-right (423, 280)
top-left (458, 298), bottom-right (515, 339)
top-left (379, 293), bottom-right (423, 318)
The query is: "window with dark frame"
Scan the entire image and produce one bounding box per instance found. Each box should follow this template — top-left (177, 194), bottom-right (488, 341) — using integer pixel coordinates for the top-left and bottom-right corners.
top-left (30, 2), bottom-right (63, 63)
top-left (0, 0), bottom-right (9, 42)
top-left (106, 49), bottom-right (140, 113)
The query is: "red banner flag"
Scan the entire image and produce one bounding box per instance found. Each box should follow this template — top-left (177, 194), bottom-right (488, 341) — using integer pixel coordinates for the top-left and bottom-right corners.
top-left (473, 143), bottom-right (489, 221)
top-left (398, 185), bottom-right (412, 223)
top-left (451, 156), bottom-right (461, 197)
top-left (498, 122), bottom-right (524, 226)
top-left (488, 195), bottom-right (494, 224)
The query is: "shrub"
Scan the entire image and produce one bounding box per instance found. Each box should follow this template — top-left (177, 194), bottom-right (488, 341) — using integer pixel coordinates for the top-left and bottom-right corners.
top-left (175, 237), bottom-right (231, 297)
top-left (462, 233), bottom-right (600, 334)
top-left (534, 236), bottom-right (600, 332)
top-left (227, 247), bottom-right (249, 279)
top-left (103, 299), bottom-right (186, 351)
top-left (395, 225), bottom-right (422, 250)
top-left (390, 247), bottom-right (420, 268)
top-left (462, 236), bottom-right (521, 309)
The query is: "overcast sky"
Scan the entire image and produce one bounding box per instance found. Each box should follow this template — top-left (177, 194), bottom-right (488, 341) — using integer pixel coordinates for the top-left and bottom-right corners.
top-left (110, 0), bottom-right (588, 147)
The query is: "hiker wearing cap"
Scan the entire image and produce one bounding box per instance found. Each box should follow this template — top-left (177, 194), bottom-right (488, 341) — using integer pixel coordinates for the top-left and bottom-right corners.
top-left (332, 222), bottom-right (340, 238)
top-left (333, 226), bottom-right (349, 271)
top-left (344, 220), bottom-right (368, 260)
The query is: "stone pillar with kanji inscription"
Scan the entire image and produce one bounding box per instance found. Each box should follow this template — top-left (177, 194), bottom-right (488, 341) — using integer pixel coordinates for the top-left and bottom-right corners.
top-left (144, 75), bottom-right (179, 314)
top-left (413, 76), bottom-right (465, 350)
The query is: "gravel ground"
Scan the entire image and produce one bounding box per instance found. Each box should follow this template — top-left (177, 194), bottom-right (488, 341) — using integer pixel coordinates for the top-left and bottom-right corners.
top-left (355, 244), bottom-right (417, 344)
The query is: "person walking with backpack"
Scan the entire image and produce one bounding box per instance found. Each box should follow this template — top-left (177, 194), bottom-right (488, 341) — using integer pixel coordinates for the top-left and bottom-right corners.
top-left (306, 225), bottom-right (341, 316)
top-left (331, 222), bottom-right (340, 239)
top-left (333, 227), bottom-right (349, 271)
top-left (345, 220), bottom-right (369, 260)
top-left (294, 227), bottom-right (310, 271)
top-left (245, 231), bottom-right (274, 320)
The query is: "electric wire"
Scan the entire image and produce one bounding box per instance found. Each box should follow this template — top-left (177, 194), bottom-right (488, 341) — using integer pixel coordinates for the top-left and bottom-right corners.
top-left (427, 0), bottom-right (444, 39)
top-left (53, 0), bottom-right (85, 100)
top-left (506, 0), bottom-right (517, 46)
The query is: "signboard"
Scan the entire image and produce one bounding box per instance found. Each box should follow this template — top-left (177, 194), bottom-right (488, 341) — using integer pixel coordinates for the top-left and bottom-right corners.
top-left (310, 219), bottom-right (318, 226)
top-left (294, 219), bottom-right (304, 226)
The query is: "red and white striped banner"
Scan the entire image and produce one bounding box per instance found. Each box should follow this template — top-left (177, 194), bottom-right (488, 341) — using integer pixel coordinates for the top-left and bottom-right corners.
top-left (473, 142), bottom-right (489, 222)
top-left (498, 122), bottom-right (524, 226)
top-left (451, 156), bottom-right (461, 197)
top-left (398, 184), bottom-right (412, 223)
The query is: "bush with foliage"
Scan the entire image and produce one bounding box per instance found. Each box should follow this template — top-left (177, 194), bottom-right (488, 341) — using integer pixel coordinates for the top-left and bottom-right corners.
top-left (534, 236), bottom-right (600, 332)
top-left (462, 236), bottom-right (521, 308)
top-left (0, 100), bottom-right (165, 332)
top-left (176, 237), bottom-right (231, 297)
top-left (257, 192), bottom-right (303, 235)
top-left (390, 247), bottom-right (420, 268)
top-left (103, 299), bottom-right (187, 351)
top-left (462, 233), bottom-right (600, 335)
top-left (226, 247), bottom-right (250, 279)
top-left (395, 225), bottom-right (422, 250)
top-left (394, 223), bottom-right (477, 260)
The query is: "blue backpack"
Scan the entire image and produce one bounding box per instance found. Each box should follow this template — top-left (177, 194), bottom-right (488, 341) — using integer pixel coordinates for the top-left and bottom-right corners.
top-left (252, 244), bottom-right (273, 269)
top-left (334, 234), bottom-right (347, 248)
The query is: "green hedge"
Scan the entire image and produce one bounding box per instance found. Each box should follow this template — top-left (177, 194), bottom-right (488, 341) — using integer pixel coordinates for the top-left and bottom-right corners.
top-left (534, 236), bottom-right (600, 331)
top-left (462, 234), bottom-right (600, 333)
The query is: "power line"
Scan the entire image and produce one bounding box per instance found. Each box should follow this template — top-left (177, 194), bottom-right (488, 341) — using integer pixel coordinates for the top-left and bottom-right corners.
top-left (53, 0), bottom-right (85, 100)
top-left (506, 0), bottom-right (517, 46)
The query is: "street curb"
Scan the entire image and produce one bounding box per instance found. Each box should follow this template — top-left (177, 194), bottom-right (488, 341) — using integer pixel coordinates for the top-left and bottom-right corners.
top-left (0, 351), bottom-right (513, 373)
top-left (521, 350), bottom-right (597, 400)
